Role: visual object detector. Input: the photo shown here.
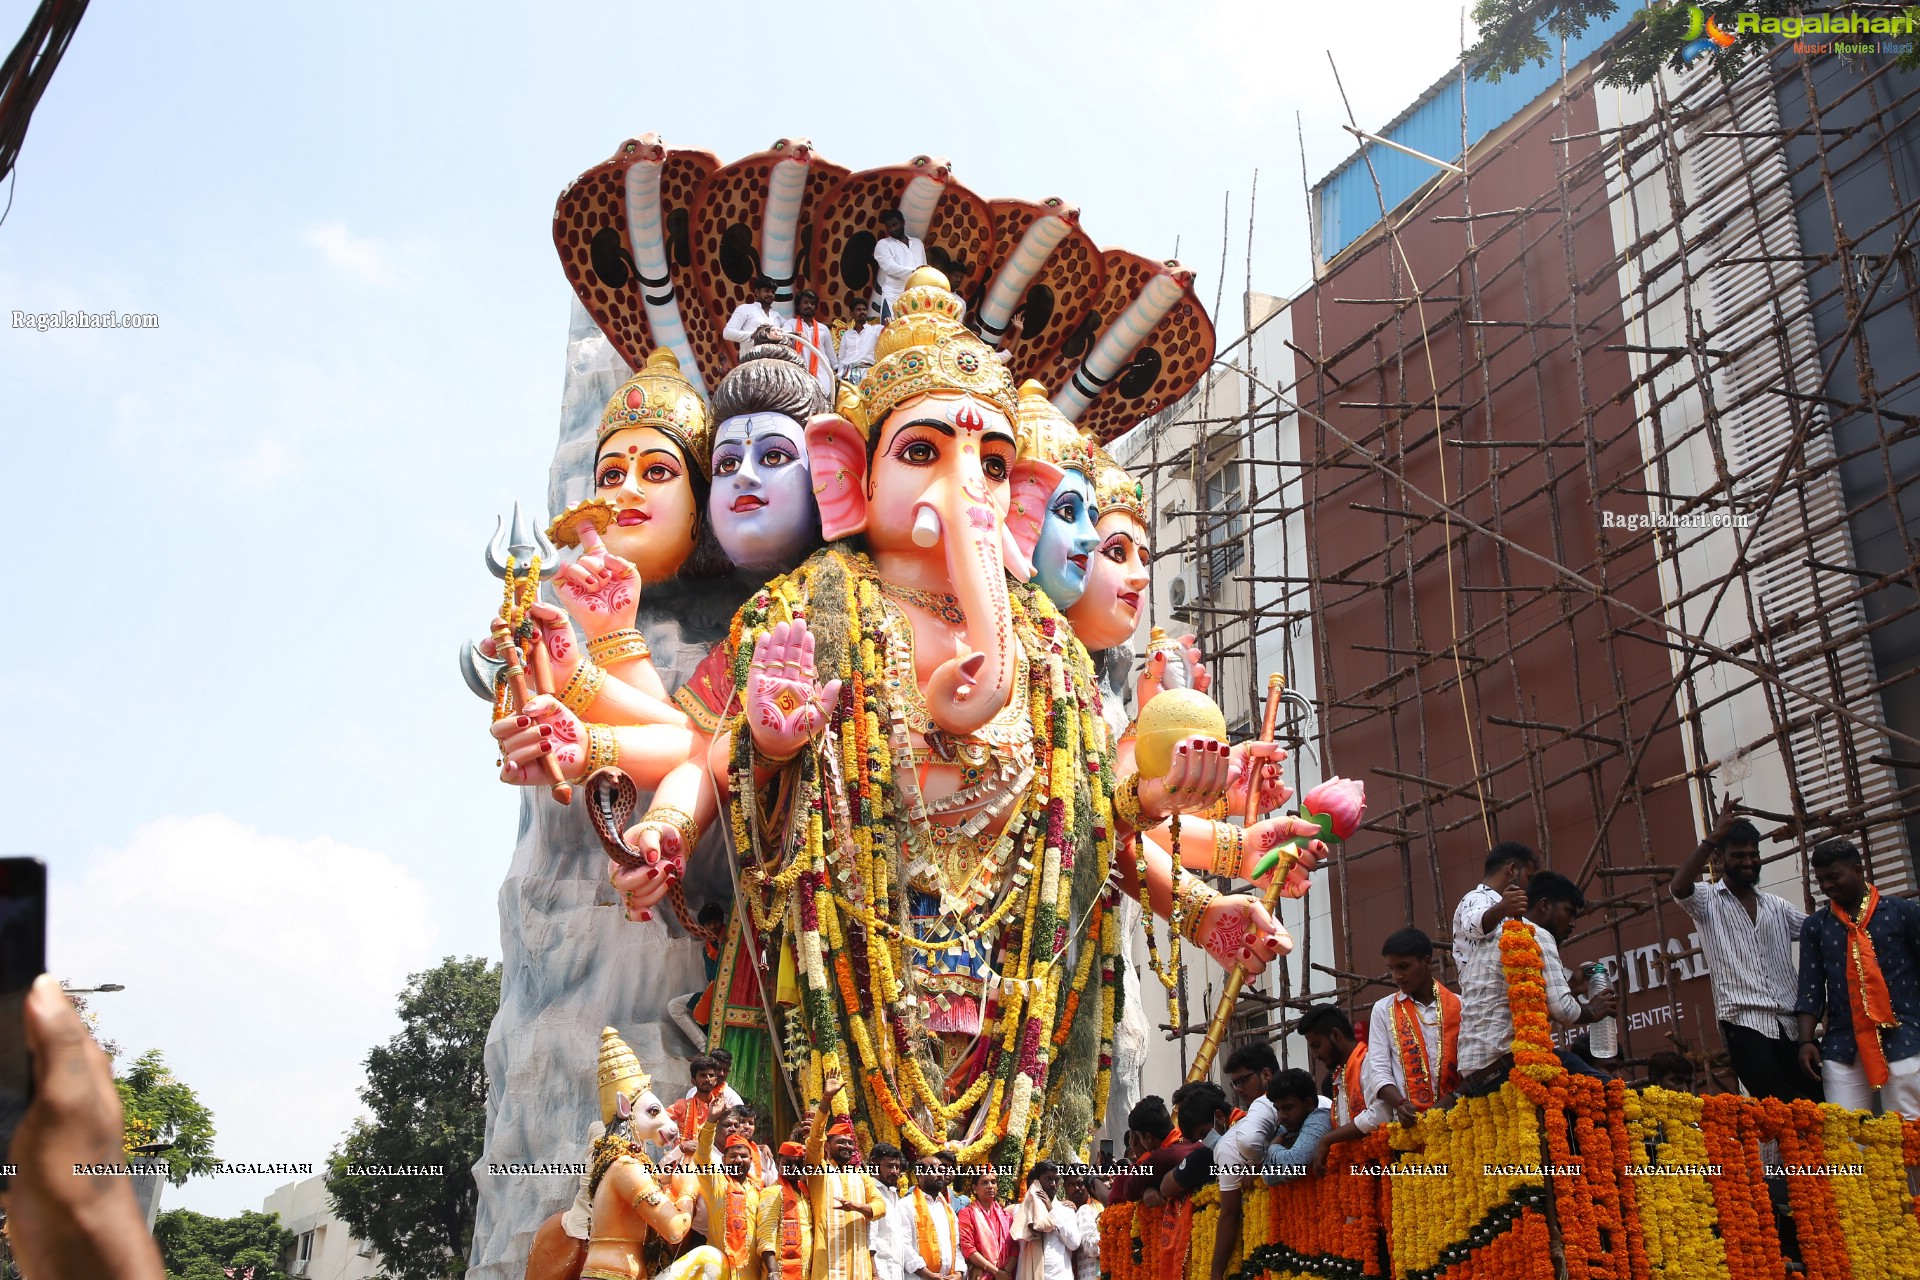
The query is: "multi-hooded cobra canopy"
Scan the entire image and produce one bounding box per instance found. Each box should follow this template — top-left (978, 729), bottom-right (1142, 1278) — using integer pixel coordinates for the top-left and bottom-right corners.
top-left (552, 134), bottom-right (1216, 444)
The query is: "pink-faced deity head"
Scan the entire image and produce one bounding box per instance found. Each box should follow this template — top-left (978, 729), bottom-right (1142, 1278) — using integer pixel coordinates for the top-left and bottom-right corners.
top-left (801, 269), bottom-right (1026, 737)
top-left (1064, 444), bottom-right (1152, 651)
top-left (709, 328), bottom-right (826, 572)
top-left (594, 350), bottom-right (722, 584)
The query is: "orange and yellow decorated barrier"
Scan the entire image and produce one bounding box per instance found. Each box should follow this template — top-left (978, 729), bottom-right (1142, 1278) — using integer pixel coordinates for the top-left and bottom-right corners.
top-left (1098, 920), bottom-right (1920, 1280)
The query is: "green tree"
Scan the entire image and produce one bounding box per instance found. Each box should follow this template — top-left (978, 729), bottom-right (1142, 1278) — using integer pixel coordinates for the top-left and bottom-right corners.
top-left (117, 1049), bottom-right (219, 1185)
top-left (325, 957), bottom-right (499, 1280)
top-left (1459, 1), bottom-right (1919, 89)
top-left (154, 1208), bottom-right (295, 1280)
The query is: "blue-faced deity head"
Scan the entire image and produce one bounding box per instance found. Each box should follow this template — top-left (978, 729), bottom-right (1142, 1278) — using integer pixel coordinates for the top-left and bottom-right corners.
top-left (1032, 468), bottom-right (1100, 607)
top-left (1012, 379), bottom-right (1102, 609)
top-left (708, 329), bottom-right (827, 572)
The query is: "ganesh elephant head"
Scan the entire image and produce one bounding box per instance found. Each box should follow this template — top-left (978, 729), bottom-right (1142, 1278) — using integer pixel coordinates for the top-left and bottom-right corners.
top-left (596, 1026), bottom-right (672, 1142)
top-left (804, 269), bottom-right (1045, 737)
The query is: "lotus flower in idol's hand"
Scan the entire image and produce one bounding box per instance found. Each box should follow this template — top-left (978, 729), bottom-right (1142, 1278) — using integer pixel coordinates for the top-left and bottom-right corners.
top-left (1301, 777), bottom-right (1367, 842)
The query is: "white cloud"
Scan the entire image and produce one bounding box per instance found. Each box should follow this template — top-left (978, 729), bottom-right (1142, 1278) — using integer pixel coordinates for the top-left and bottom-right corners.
top-left (302, 220), bottom-right (397, 286)
top-left (51, 815), bottom-right (440, 1217)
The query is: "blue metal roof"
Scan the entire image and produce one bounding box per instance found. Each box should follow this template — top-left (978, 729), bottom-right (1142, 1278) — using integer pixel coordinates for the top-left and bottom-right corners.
top-left (1314, 10), bottom-right (1639, 262)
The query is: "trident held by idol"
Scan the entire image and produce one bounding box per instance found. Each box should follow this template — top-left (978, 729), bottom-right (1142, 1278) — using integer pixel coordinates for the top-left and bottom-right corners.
top-left (463, 502), bottom-right (574, 805)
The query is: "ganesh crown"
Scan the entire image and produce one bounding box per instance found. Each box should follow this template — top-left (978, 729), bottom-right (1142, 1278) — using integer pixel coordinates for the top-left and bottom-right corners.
top-left (1013, 379), bottom-right (1094, 477)
top-left (848, 267), bottom-right (1019, 437)
top-left (599, 349), bottom-right (712, 477)
top-left (596, 1025), bottom-right (652, 1126)
top-left (1088, 442), bottom-right (1147, 525)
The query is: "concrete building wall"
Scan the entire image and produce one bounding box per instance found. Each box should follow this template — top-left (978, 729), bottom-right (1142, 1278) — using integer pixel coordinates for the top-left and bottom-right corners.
top-left (261, 1175), bottom-right (381, 1280)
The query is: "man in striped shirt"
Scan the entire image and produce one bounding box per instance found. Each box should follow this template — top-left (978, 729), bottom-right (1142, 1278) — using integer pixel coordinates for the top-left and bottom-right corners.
top-left (1672, 804), bottom-right (1821, 1102)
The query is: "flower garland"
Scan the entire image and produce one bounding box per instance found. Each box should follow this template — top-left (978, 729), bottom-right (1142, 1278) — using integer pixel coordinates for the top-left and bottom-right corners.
top-left (723, 551), bottom-right (1116, 1172)
top-left (1100, 1067), bottom-right (1920, 1280)
top-left (1496, 919), bottom-right (1557, 1085)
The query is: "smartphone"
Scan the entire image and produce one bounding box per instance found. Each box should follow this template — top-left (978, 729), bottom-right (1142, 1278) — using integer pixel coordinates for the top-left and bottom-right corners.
top-left (0, 857), bottom-right (47, 1186)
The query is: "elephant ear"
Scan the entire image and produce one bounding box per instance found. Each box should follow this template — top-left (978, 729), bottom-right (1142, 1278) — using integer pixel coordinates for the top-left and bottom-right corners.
top-left (1003, 458), bottom-right (1065, 581)
top-left (806, 413), bottom-right (871, 540)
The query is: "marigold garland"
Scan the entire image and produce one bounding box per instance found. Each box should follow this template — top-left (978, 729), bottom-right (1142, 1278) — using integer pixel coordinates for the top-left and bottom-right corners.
top-left (724, 553), bottom-right (1117, 1170)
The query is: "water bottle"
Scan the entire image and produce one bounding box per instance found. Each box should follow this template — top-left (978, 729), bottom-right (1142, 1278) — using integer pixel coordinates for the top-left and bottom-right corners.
top-left (1586, 962), bottom-right (1617, 1059)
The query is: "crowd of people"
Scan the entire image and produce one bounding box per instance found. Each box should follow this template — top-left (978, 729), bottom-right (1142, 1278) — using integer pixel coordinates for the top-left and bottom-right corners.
top-left (720, 208), bottom-right (927, 384)
top-left (7, 777), bottom-right (1914, 1280)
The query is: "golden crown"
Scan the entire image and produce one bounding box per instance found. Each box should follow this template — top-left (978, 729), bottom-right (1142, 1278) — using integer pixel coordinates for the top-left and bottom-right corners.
top-left (1013, 379), bottom-right (1094, 477)
top-left (1088, 443), bottom-right (1147, 525)
top-left (849, 268), bottom-right (1018, 437)
top-left (598, 349), bottom-right (712, 478)
top-left (596, 1026), bottom-right (652, 1125)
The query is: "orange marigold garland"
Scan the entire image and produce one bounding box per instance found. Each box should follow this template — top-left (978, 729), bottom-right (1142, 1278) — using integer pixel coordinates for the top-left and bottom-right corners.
top-left (1698, 1093), bottom-right (1777, 1280)
top-left (1772, 1098), bottom-right (1850, 1280)
top-left (1498, 919), bottom-right (1558, 1089)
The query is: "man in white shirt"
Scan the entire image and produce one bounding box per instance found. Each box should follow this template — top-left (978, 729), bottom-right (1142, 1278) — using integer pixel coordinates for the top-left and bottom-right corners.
top-left (787, 289), bottom-right (838, 402)
top-left (1451, 841), bottom-right (1539, 974)
top-left (870, 1142), bottom-right (909, 1280)
top-left (838, 296), bottom-right (883, 382)
top-left (903, 1154), bottom-right (962, 1280)
top-left (1010, 1161), bottom-right (1080, 1280)
top-left (1362, 928), bottom-right (1462, 1125)
top-left (1672, 803), bottom-right (1820, 1102)
top-left (1456, 871), bottom-right (1617, 1092)
top-left (873, 210), bottom-right (927, 314)
top-left (724, 275), bottom-right (787, 358)
top-left (1208, 1044), bottom-right (1279, 1280)
top-left (1063, 1174), bottom-right (1101, 1280)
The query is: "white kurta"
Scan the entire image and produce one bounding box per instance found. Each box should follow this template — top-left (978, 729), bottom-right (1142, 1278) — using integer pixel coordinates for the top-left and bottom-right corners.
top-left (788, 316), bottom-right (838, 400)
top-left (874, 235), bottom-right (927, 306)
top-left (837, 322), bottom-right (882, 376)
top-left (1013, 1191), bottom-right (1080, 1280)
top-left (724, 302), bottom-right (789, 356)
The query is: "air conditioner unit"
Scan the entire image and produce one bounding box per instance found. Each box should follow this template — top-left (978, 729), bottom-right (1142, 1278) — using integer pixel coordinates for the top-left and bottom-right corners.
top-left (1168, 562), bottom-right (1201, 617)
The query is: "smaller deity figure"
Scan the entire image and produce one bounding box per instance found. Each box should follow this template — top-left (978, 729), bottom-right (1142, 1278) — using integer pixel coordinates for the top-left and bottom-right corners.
top-left (525, 1027), bottom-right (723, 1280)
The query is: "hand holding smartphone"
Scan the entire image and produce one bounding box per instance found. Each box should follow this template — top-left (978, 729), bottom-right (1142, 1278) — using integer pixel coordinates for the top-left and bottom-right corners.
top-left (0, 856), bottom-right (47, 1188)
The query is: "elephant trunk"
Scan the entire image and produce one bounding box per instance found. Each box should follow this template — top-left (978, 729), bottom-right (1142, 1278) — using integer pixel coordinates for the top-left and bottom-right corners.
top-left (920, 494), bottom-right (1017, 737)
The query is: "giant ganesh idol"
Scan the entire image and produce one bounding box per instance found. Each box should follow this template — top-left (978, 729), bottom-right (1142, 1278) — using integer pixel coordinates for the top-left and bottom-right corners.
top-left (599, 269), bottom-right (1293, 1163)
top-left (466, 134), bottom-right (1335, 1279)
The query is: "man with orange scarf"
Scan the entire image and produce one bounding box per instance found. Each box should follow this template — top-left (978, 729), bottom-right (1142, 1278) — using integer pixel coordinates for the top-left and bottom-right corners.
top-left (898, 1153), bottom-right (961, 1280)
top-left (694, 1107), bottom-right (775, 1280)
top-left (806, 1071), bottom-right (887, 1280)
top-left (1361, 928), bottom-right (1462, 1126)
top-left (768, 1139), bottom-right (815, 1280)
top-left (1796, 840), bottom-right (1920, 1115)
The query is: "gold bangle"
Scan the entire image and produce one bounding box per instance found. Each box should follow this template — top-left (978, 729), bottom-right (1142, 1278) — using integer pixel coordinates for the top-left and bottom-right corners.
top-left (1178, 878), bottom-right (1219, 942)
top-left (560, 662), bottom-right (608, 715)
top-left (1211, 823), bottom-right (1244, 879)
top-left (588, 629), bottom-right (651, 665)
top-left (1113, 774), bottom-right (1145, 830)
top-left (755, 741), bottom-right (802, 768)
top-left (585, 723), bottom-right (619, 772)
top-left (641, 804), bottom-right (702, 854)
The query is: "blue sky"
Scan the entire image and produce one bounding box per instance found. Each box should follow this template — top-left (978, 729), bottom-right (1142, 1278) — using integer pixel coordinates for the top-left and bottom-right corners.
top-left (0, 0), bottom-right (1487, 1218)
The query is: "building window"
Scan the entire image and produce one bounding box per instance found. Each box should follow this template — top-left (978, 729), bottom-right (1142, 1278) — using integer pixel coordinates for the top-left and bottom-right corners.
top-left (290, 1229), bottom-right (316, 1276)
top-left (1202, 462), bottom-right (1246, 585)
